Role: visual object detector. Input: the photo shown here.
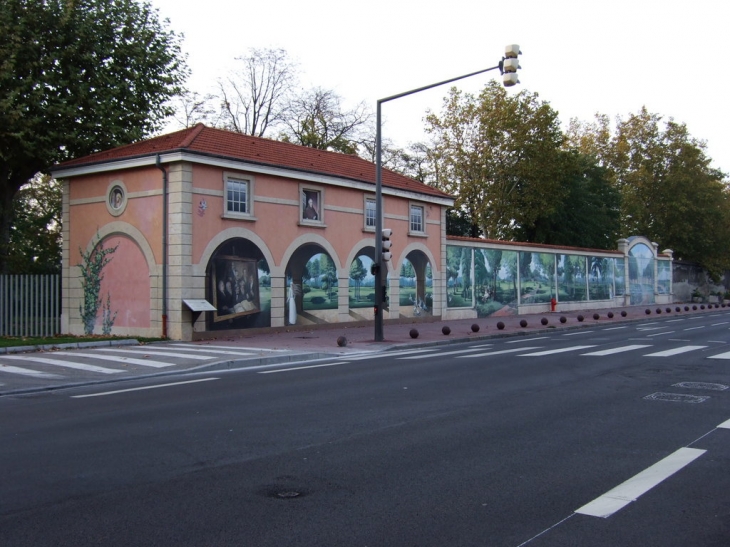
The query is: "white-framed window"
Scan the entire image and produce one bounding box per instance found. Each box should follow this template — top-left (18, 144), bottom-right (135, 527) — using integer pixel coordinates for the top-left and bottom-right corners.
top-left (223, 172), bottom-right (254, 219)
top-left (364, 196), bottom-right (376, 230)
top-left (300, 185), bottom-right (325, 225)
top-left (409, 203), bottom-right (425, 234)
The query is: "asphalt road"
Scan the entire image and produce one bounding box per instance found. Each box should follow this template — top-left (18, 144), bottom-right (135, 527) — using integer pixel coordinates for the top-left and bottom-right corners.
top-left (2, 312), bottom-right (730, 546)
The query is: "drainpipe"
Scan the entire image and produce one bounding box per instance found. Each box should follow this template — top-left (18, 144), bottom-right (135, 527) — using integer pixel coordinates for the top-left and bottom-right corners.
top-left (155, 154), bottom-right (168, 338)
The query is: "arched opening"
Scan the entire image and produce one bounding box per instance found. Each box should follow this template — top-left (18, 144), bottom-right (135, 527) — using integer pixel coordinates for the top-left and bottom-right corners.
top-left (206, 238), bottom-right (271, 330)
top-left (400, 250), bottom-right (432, 317)
top-left (285, 244), bottom-right (338, 325)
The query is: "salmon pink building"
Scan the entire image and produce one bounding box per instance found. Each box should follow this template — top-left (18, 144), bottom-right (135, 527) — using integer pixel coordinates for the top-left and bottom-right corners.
top-left (52, 124), bottom-right (454, 340)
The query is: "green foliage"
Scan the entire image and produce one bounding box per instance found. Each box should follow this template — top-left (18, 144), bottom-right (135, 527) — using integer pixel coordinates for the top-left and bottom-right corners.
top-left (567, 107), bottom-right (730, 272)
top-left (425, 81), bottom-right (565, 240)
top-left (0, 0), bottom-right (188, 271)
top-left (78, 235), bottom-right (118, 335)
top-left (7, 174), bottom-right (61, 274)
top-left (349, 256), bottom-right (367, 300)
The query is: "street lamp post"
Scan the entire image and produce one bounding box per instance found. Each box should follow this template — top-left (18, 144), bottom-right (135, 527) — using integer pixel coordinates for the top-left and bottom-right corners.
top-left (374, 45), bottom-right (521, 342)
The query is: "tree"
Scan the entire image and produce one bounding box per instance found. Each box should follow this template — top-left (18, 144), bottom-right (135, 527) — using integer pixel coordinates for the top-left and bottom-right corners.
top-left (568, 107), bottom-right (730, 273)
top-left (0, 0), bottom-right (187, 273)
top-left (169, 90), bottom-right (220, 129)
top-left (424, 81), bottom-right (565, 241)
top-left (8, 174), bottom-right (62, 274)
top-left (279, 88), bottom-right (373, 154)
top-left (515, 151), bottom-right (621, 249)
top-left (349, 257), bottom-right (367, 300)
top-left (216, 48), bottom-right (298, 137)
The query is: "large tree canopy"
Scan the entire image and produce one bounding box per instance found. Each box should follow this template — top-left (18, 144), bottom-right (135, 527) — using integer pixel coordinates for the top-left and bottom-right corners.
top-left (424, 82), bottom-right (565, 240)
top-left (0, 0), bottom-right (187, 272)
top-left (567, 108), bottom-right (730, 273)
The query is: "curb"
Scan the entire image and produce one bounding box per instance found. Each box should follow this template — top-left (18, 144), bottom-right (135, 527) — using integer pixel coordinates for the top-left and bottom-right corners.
top-left (0, 338), bottom-right (140, 355)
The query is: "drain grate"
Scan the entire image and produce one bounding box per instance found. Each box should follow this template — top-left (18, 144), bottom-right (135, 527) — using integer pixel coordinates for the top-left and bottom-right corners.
top-left (644, 392), bottom-right (710, 403)
top-left (673, 382), bottom-right (729, 391)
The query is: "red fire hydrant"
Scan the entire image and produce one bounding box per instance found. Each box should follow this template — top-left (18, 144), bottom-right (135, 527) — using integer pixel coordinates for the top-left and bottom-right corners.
top-left (550, 297), bottom-right (557, 312)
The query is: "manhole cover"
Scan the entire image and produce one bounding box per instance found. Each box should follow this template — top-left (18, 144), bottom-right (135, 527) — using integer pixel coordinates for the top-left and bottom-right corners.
top-left (644, 392), bottom-right (710, 403)
top-left (673, 382), bottom-right (729, 391)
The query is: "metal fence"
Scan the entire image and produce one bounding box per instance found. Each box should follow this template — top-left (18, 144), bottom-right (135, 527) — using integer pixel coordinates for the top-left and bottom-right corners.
top-left (0, 275), bottom-right (60, 337)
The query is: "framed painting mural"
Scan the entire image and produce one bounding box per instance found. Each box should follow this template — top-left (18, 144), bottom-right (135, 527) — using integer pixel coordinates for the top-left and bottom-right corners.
top-left (212, 256), bottom-right (260, 322)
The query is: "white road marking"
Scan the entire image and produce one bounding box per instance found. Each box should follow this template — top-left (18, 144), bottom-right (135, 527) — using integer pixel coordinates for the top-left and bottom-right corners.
top-left (563, 331), bottom-right (594, 336)
top-left (258, 362), bottom-right (347, 374)
top-left (684, 326), bottom-right (705, 331)
top-left (581, 345), bottom-right (652, 356)
top-left (97, 348), bottom-right (212, 360)
top-left (519, 346), bottom-right (596, 357)
top-left (718, 419), bottom-right (730, 429)
top-left (575, 447), bottom-right (706, 518)
top-left (398, 348), bottom-right (490, 360)
top-left (384, 349), bottom-right (436, 357)
top-left (646, 331), bottom-right (676, 337)
top-left (52, 351), bottom-right (174, 368)
top-left (644, 346), bottom-right (707, 357)
top-left (505, 337), bottom-right (548, 344)
top-left (636, 327), bottom-right (666, 332)
top-left (468, 343), bottom-right (494, 348)
top-left (71, 378), bottom-right (219, 398)
top-left (2, 355), bottom-right (122, 374)
top-left (602, 326), bottom-right (628, 331)
top-left (707, 351), bottom-right (730, 360)
top-left (456, 347), bottom-right (541, 358)
top-left (0, 365), bottom-right (61, 378)
top-left (712, 322), bottom-right (730, 326)
top-left (169, 343), bottom-right (287, 352)
top-left (665, 319), bottom-right (685, 323)
top-left (146, 346), bottom-right (256, 356)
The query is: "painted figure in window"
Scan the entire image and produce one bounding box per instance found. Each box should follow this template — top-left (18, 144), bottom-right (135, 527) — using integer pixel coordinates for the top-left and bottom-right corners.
top-left (304, 197), bottom-right (319, 220)
top-left (110, 188), bottom-right (123, 209)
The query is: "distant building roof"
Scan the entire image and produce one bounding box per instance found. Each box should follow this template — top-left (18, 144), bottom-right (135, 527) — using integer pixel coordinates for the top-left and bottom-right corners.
top-left (54, 123), bottom-right (452, 201)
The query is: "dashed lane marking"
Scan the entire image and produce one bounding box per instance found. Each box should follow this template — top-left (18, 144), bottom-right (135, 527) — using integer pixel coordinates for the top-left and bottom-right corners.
top-left (581, 345), bottom-right (652, 356)
top-left (398, 348), bottom-right (492, 360)
top-left (97, 348), bottom-right (213, 360)
top-left (145, 346), bottom-right (257, 356)
top-left (519, 346), bottom-right (596, 357)
top-left (52, 351), bottom-right (174, 368)
top-left (456, 347), bottom-right (542, 359)
top-left (2, 355), bottom-right (122, 374)
top-left (644, 346), bottom-right (707, 357)
top-left (0, 365), bottom-right (61, 378)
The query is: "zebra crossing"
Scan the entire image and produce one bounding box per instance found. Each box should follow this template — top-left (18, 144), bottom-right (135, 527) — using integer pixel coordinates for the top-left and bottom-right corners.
top-left (0, 344), bottom-right (279, 381)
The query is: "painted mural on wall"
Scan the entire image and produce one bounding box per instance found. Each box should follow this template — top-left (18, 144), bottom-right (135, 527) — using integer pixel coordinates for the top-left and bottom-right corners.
top-left (589, 257), bottom-right (615, 300)
top-left (206, 238), bottom-right (271, 330)
top-left (349, 254), bottom-right (375, 309)
top-left (399, 258), bottom-right (432, 315)
top-left (475, 249), bottom-right (518, 317)
top-left (629, 243), bottom-right (655, 305)
top-left (302, 253), bottom-right (338, 311)
top-left (557, 254), bottom-right (587, 302)
top-left (521, 252), bottom-right (555, 304)
top-left (212, 257), bottom-right (260, 321)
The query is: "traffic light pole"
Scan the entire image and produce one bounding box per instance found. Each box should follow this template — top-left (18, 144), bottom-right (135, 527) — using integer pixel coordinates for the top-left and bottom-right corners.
top-left (374, 61), bottom-right (508, 342)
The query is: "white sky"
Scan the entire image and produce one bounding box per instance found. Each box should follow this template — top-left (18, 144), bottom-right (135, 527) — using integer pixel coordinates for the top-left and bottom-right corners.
top-left (151, 0), bottom-right (730, 176)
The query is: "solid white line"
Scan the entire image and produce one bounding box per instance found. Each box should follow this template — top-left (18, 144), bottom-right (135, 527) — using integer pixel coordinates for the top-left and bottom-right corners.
top-left (71, 378), bottom-right (219, 398)
top-left (2, 355), bottom-right (122, 374)
top-left (97, 348), bottom-right (212, 360)
top-left (575, 447), bottom-right (706, 518)
top-left (398, 348), bottom-right (489, 360)
top-left (0, 365), bottom-right (61, 378)
top-left (646, 331), bottom-right (676, 337)
top-left (581, 345), bottom-right (652, 356)
top-left (258, 362), bottom-right (347, 374)
top-left (519, 346), bottom-right (595, 357)
top-left (456, 347), bottom-right (542, 358)
top-left (52, 351), bottom-right (174, 368)
top-left (645, 346), bottom-right (707, 357)
top-left (505, 337), bottom-right (548, 344)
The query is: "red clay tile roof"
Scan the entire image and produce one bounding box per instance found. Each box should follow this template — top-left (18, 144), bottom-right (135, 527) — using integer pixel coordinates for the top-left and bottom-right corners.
top-left (55, 124), bottom-right (452, 200)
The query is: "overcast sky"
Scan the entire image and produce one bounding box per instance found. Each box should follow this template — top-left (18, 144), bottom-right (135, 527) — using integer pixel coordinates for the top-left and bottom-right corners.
top-left (151, 0), bottom-right (729, 176)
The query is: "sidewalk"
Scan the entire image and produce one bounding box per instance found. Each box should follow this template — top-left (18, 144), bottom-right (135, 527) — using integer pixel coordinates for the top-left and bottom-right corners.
top-left (187, 303), bottom-right (715, 355)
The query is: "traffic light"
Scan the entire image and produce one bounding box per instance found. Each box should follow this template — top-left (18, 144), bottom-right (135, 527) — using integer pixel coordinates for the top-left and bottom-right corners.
top-left (501, 44), bottom-right (521, 87)
top-left (382, 228), bottom-right (392, 262)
